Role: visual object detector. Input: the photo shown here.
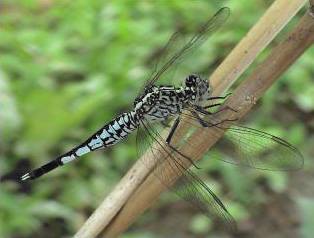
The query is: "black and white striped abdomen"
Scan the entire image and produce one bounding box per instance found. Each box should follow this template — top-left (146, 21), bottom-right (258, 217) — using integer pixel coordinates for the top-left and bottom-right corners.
top-left (61, 112), bottom-right (138, 164)
top-left (20, 112), bottom-right (138, 181)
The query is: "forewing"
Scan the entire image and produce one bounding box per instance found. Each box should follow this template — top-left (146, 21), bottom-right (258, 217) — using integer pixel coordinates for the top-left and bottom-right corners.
top-left (142, 7), bottom-right (230, 91)
top-left (136, 119), bottom-right (236, 230)
top-left (179, 109), bottom-right (304, 171)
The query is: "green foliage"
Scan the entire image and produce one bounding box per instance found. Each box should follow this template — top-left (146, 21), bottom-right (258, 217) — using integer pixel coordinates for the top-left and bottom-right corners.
top-left (189, 214), bottom-right (212, 234)
top-left (0, 0), bottom-right (313, 237)
top-left (298, 198), bottom-right (314, 238)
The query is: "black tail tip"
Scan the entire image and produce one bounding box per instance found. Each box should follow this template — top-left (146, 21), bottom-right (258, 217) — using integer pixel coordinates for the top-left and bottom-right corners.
top-left (19, 158), bottom-right (61, 181)
top-left (20, 166), bottom-right (47, 181)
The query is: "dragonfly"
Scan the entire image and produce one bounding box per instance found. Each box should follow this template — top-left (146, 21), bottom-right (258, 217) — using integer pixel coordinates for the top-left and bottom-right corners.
top-left (21, 7), bottom-right (303, 230)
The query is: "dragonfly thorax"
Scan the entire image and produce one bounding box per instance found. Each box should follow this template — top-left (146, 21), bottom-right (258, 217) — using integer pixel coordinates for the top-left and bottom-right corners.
top-left (132, 74), bottom-right (211, 122)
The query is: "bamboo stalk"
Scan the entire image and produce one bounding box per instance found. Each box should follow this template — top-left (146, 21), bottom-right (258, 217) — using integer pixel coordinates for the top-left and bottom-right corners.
top-left (310, 0), bottom-right (314, 15)
top-left (210, 0), bottom-right (307, 95)
top-left (74, 1), bottom-right (307, 237)
top-left (102, 7), bottom-right (314, 238)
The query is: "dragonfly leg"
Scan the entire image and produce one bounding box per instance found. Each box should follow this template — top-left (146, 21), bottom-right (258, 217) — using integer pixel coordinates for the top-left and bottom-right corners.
top-left (165, 116), bottom-right (180, 144)
top-left (165, 116), bottom-right (200, 169)
top-left (204, 93), bottom-right (237, 112)
top-left (191, 110), bottom-right (238, 128)
top-left (193, 104), bottom-right (221, 116)
top-left (206, 92), bottom-right (231, 101)
top-left (198, 104), bottom-right (237, 114)
top-left (203, 103), bottom-right (222, 110)
top-left (191, 111), bottom-right (209, 127)
top-left (168, 143), bottom-right (200, 169)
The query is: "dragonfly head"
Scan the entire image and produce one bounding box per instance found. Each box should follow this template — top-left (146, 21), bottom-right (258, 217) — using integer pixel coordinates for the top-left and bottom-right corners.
top-left (185, 74), bottom-right (211, 105)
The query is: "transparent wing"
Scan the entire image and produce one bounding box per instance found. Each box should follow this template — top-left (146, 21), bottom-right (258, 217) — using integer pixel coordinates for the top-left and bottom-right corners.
top-left (141, 7), bottom-right (230, 92)
top-left (178, 108), bottom-right (304, 171)
top-left (136, 119), bottom-right (236, 230)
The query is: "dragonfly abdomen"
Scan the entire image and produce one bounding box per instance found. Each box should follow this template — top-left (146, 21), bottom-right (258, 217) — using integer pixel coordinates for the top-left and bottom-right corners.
top-left (21, 112), bottom-right (137, 181)
top-left (62, 112), bottom-right (138, 164)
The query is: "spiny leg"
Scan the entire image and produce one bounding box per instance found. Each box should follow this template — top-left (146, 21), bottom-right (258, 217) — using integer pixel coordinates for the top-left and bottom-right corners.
top-left (166, 116), bottom-right (180, 144)
top-left (191, 110), bottom-right (238, 128)
top-left (206, 92), bottom-right (231, 101)
top-left (203, 93), bottom-right (236, 112)
top-left (165, 116), bottom-right (199, 169)
top-left (196, 104), bottom-right (237, 115)
top-left (196, 103), bottom-right (222, 111)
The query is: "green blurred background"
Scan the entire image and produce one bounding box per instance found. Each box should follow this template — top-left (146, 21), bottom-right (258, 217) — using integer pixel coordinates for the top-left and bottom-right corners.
top-left (0, 0), bottom-right (313, 237)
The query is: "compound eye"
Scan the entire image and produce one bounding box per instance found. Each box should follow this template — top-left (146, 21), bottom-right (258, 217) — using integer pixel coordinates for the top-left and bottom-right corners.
top-left (186, 75), bottom-right (194, 86)
top-left (191, 74), bottom-right (199, 80)
top-left (186, 74), bottom-right (199, 86)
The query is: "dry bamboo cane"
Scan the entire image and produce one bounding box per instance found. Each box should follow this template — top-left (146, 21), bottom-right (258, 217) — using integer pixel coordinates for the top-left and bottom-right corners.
top-left (74, 1), bottom-right (307, 237)
top-left (310, 0), bottom-right (314, 16)
top-left (102, 7), bottom-right (314, 238)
